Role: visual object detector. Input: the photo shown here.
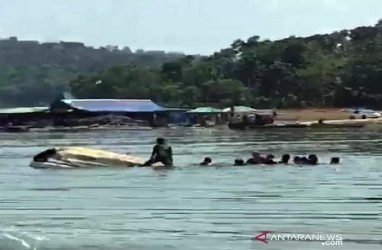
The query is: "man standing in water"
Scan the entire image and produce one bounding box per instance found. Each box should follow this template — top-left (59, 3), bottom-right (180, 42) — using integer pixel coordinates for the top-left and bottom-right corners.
top-left (142, 138), bottom-right (173, 167)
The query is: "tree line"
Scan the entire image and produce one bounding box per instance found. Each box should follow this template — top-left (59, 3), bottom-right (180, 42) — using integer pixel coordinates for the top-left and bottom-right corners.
top-left (0, 38), bottom-right (184, 106)
top-left (70, 20), bottom-right (382, 109)
top-left (3, 20), bottom-right (382, 108)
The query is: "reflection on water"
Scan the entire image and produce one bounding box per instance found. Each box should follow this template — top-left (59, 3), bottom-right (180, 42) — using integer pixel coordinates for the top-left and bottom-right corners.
top-left (0, 127), bottom-right (381, 250)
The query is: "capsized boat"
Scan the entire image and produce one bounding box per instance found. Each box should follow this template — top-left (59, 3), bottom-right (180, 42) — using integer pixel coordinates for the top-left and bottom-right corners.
top-left (30, 146), bottom-right (159, 169)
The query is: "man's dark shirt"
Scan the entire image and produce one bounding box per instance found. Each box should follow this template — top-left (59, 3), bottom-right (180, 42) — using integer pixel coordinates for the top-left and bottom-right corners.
top-left (152, 144), bottom-right (173, 166)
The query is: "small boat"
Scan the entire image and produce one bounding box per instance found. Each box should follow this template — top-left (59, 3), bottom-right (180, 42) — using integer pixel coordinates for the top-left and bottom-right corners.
top-left (30, 147), bottom-right (162, 169)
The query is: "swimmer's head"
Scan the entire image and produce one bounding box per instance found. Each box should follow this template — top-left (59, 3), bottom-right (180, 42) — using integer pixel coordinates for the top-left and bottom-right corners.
top-left (234, 158), bottom-right (245, 166)
top-left (330, 157), bottom-right (340, 164)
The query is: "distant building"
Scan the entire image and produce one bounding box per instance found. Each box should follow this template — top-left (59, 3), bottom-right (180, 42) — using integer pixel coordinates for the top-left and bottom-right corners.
top-left (49, 92), bottom-right (169, 126)
top-left (50, 98), bottom-right (165, 114)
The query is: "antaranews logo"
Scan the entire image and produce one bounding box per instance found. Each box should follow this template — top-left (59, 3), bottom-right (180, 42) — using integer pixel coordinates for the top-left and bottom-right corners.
top-left (253, 231), bottom-right (269, 244)
top-left (252, 231), bottom-right (343, 246)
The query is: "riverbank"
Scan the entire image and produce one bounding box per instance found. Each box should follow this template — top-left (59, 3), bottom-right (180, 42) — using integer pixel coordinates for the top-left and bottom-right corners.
top-left (276, 108), bottom-right (351, 122)
top-left (226, 108), bottom-right (382, 130)
top-left (2, 108), bottom-right (382, 133)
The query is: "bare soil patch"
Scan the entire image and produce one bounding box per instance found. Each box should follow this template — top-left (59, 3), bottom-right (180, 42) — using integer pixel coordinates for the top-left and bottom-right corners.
top-left (276, 108), bottom-right (350, 122)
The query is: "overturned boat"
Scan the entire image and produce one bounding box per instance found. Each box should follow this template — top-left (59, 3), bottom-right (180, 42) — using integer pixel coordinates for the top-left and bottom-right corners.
top-left (30, 147), bottom-right (156, 169)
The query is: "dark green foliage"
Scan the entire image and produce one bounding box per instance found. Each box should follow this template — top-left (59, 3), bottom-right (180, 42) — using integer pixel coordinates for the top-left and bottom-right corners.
top-left (3, 20), bottom-right (382, 108)
top-left (0, 39), bottom-right (184, 106)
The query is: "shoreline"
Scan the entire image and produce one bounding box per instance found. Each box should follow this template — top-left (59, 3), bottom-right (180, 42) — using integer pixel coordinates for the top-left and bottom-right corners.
top-left (2, 108), bottom-right (382, 133)
top-left (275, 108), bottom-right (351, 122)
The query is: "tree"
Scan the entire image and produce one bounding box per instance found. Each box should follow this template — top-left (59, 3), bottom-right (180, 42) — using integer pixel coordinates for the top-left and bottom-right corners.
top-left (4, 20), bottom-right (382, 109)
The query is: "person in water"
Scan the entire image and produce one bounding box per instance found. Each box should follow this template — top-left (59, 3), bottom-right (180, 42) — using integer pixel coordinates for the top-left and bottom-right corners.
top-left (330, 157), bottom-right (340, 164)
top-left (200, 157), bottom-right (212, 166)
top-left (279, 154), bottom-right (290, 164)
top-left (246, 152), bottom-right (264, 165)
top-left (293, 155), bottom-right (311, 165)
top-left (293, 154), bottom-right (318, 165)
top-left (293, 156), bottom-right (301, 164)
top-left (263, 154), bottom-right (277, 164)
top-left (234, 158), bottom-right (246, 166)
top-left (308, 154), bottom-right (318, 165)
top-left (142, 138), bottom-right (173, 167)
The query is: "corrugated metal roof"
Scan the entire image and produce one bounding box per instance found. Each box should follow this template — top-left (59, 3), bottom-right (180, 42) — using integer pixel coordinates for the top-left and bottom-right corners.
top-left (0, 107), bottom-right (49, 114)
top-left (62, 99), bottom-right (165, 112)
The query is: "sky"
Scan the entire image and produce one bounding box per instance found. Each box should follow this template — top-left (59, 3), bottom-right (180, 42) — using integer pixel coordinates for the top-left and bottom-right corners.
top-left (0, 0), bottom-right (382, 55)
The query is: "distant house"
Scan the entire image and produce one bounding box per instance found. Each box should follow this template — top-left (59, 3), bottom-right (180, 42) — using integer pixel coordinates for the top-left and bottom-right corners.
top-left (50, 98), bottom-right (165, 114)
top-left (49, 93), bottom-right (169, 125)
top-left (49, 92), bottom-right (192, 126)
top-left (0, 107), bottom-right (50, 126)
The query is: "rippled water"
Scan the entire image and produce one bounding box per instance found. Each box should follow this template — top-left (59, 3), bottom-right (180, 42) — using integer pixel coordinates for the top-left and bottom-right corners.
top-left (0, 127), bottom-right (381, 250)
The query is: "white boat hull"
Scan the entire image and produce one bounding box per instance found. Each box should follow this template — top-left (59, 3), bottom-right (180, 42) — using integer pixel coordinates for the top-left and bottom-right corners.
top-left (29, 147), bottom-right (155, 169)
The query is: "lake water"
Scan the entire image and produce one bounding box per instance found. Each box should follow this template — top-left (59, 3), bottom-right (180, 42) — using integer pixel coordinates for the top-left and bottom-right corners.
top-left (0, 128), bottom-right (381, 250)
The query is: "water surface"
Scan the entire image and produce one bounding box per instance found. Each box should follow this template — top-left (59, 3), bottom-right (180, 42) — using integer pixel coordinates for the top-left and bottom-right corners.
top-left (0, 128), bottom-right (381, 250)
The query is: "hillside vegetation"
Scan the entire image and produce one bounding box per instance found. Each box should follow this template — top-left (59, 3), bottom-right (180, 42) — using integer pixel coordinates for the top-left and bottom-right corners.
top-left (3, 20), bottom-right (382, 108)
top-left (0, 38), bottom-right (184, 106)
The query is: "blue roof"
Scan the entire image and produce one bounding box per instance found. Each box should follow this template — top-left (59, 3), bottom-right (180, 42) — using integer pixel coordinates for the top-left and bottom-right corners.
top-left (62, 99), bottom-right (165, 112)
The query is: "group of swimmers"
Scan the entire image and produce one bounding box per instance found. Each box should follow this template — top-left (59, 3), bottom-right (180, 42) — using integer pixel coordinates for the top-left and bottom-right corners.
top-left (199, 152), bottom-right (340, 166)
top-left (144, 138), bottom-right (341, 167)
